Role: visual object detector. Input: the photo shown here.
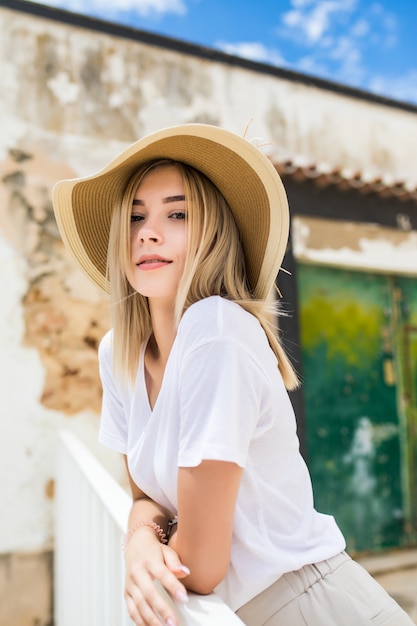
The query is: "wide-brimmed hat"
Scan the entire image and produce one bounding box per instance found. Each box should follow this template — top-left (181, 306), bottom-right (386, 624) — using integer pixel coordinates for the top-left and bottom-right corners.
top-left (52, 123), bottom-right (289, 300)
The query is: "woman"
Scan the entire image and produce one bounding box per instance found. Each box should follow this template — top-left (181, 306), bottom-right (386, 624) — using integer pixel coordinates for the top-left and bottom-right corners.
top-left (53, 124), bottom-right (413, 626)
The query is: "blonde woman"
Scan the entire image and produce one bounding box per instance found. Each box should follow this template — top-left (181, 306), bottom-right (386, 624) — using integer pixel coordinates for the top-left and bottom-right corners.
top-left (53, 125), bottom-right (413, 626)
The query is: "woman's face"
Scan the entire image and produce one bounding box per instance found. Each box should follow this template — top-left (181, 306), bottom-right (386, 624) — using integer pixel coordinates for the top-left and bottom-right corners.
top-left (126, 165), bottom-right (187, 305)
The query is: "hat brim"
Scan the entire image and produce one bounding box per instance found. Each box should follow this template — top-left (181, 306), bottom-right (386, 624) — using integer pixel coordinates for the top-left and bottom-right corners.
top-left (53, 124), bottom-right (289, 300)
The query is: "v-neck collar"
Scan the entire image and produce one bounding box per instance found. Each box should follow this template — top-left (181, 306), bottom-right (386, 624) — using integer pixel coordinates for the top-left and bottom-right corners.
top-left (139, 332), bottom-right (178, 415)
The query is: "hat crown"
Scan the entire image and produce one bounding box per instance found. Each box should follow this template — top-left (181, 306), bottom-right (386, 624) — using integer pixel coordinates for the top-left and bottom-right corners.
top-left (53, 124), bottom-right (289, 299)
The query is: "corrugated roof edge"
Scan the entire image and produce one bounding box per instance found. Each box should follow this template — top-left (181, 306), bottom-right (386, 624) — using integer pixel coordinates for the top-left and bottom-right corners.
top-left (276, 161), bottom-right (417, 204)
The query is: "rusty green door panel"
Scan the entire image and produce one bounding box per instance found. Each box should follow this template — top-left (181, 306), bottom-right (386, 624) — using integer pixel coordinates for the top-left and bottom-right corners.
top-left (297, 264), bottom-right (404, 553)
top-left (395, 277), bottom-right (417, 542)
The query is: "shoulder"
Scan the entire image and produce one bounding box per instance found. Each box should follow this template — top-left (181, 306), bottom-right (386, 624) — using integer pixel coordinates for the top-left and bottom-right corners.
top-left (178, 296), bottom-right (269, 353)
top-left (98, 329), bottom-right (114, 365)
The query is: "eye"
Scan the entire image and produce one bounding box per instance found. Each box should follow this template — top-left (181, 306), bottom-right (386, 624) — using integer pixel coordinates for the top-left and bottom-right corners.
top-left (169, 211), bottom-right (187, 220)
top-left (130, 214), bottom-right (144, 223)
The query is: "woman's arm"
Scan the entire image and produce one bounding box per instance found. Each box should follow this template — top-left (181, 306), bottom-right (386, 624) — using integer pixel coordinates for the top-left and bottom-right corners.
top-left (123, 458), bottom-right (189, 626)
top-left (170, 460), bottom-right (243, 595)
top-left (125, 463), bottom-right (172, 534)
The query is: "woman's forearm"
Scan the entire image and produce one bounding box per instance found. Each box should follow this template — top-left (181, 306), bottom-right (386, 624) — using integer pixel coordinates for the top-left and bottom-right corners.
top-left (126, 495), bottom-right (173, 542)
top-left (124, 456), bottom-right (174, 542)
top-left (169, 461), bottom-right (243, 595)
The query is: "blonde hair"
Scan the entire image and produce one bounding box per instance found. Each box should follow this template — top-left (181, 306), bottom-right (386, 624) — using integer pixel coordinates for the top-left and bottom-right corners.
top-left (107, 160), bottom-right (299, 390)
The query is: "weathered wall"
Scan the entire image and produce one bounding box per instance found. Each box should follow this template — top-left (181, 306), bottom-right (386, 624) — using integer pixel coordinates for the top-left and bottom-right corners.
top-left (0, 552), bottom-right (53, 626)
top-left (2, 6), bottom-right (417, 183)
top-left (0, 3), bottom-right (416, 624)
top-left (293, 217), bottom-right (417, 275)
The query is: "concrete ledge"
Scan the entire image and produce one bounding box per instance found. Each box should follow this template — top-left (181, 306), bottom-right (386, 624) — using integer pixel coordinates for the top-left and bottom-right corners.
top-left (356, 548), bottom-right (417, 577)
top-left (0, 551), bottom-right (53, 626)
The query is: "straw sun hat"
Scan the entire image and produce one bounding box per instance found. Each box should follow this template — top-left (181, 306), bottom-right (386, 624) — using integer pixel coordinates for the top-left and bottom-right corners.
top-left (52, 124), bottom-right (289, 300)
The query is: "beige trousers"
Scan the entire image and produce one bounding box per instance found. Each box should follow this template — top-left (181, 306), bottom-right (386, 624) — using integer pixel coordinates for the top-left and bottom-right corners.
top-left (236, 552), bottom-right (414, 626)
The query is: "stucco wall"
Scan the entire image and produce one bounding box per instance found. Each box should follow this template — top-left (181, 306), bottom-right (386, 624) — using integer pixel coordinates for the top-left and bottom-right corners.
top-left (2, 5), bottom-right (417, 183)
top-left (293, 217), bottom-right (417, 276)
top-left (0, 3), bottom-right (416, 623)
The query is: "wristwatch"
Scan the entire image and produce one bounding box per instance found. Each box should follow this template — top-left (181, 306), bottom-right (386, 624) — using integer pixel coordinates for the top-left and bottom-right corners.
top-left (166, 515), bottom-right (178, 541)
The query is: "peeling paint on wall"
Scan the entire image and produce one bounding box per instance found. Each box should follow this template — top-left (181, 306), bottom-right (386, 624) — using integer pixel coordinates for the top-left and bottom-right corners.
top-left (293, 216), bottom-right (417, 276)
top-left (23, 278), bottom-right (109, 414)
top-left (0, 145), bottom-right (110, 415)
top-left (2, 7), bottom-right (417, 181)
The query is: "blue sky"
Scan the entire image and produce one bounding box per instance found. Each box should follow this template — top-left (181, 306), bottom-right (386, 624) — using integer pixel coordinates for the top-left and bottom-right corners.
top-left (28, 0), bottom-right (417, 106)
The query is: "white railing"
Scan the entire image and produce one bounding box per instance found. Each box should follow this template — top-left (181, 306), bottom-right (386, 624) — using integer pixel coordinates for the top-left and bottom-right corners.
top-left (55, 430), bottom-right (244, 626)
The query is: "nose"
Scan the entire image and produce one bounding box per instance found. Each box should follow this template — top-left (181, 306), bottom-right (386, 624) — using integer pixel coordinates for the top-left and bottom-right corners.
top-left (139, 232), bottom-right (159, 243)
top-left (136, 219), bottom-right (162, 244)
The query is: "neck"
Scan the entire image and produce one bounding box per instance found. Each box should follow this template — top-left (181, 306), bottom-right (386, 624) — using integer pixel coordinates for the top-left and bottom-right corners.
top-left (147, 299), bottom-right (177, 365)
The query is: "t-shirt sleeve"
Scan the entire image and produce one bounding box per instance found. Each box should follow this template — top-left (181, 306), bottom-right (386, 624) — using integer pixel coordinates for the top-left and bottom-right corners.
top-left (177, 339), bottom-right (266, 468)
top-left (98, 332), bottom-right (128, 454)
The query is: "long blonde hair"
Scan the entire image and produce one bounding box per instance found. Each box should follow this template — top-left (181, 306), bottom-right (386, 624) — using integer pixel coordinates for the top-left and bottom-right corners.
top-left (107, 160), bottom-right (299, 390)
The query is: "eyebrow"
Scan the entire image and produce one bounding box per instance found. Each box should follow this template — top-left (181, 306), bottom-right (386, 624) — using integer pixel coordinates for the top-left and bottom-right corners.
top-left (132, 195), bottom-right (185, 206)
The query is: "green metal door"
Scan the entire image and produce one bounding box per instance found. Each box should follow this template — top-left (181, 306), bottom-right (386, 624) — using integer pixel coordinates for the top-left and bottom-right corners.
top-left (297, 264), bottom-right (416, 553)
top-left (395, 276), bottom-right (417, 544)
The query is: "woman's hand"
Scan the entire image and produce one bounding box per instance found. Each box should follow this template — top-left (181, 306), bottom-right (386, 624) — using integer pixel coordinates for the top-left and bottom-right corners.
top-left (123, 457), bottom-right (189, 625)
top-left (124, 525), bottom-right (190, 626)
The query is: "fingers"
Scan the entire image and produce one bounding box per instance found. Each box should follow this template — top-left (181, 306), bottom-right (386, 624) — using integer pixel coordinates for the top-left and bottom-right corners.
top-left (125, 560), bottom-right (189, 626)
top-left (163, 545), bottom-right (191, 580)
top-left (157, 561), bottom-right (189, 603)
top-left (126, 582), bottom-right (175, 626)
top-left (126, 592), bottom-right (162, 626)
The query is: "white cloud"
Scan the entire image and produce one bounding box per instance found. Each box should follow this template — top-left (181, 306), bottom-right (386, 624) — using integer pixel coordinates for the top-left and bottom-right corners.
top-left (295, 45), bottom-right (363, 85)
top-left (296, 55), bottom-right (328, 76)
top-left (279, 0), bottom-right (397, 51)
top-left (275, 0), bottom-right (405, 99)
top-left (350, 18), bottom-right (369, 38)
top-left (216, 41), bottom-right (286, 68)
top-left (32, 0), bottom-right (187, 17)
top-left (369, 70), bottom-right (417, 105)
top-left (292, 0), bottom-right (316, 7)
top-left (329, 36), bottom-right (360, 63)
top-left (328, 37), bottom-right (364, 84)
top-left (369, 4), bottom-right (398, 46)
top-left (281, 0), bottom-right (358, 44)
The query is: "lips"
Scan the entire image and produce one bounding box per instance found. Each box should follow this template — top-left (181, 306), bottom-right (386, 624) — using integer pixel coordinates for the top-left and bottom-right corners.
top-left (138, 259), bottom-right (170, 265)
top-left (136, 254), bottom-right (172, 267)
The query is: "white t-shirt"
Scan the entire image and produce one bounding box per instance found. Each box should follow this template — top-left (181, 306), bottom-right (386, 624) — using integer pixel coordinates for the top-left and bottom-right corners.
top-left (99, 296), bottom-right (345, 611)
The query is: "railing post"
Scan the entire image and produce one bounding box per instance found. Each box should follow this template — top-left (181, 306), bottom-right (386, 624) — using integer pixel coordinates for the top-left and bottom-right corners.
top-left (54, 430), bottom-right (245, 625)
